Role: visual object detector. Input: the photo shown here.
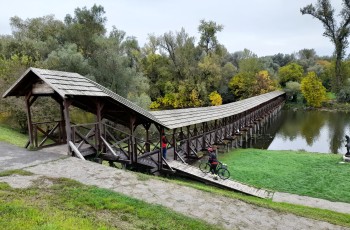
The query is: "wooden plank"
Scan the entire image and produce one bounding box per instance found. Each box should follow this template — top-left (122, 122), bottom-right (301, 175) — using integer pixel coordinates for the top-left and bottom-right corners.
top-left (168, 160), bottom-right (273, 199)
top-left (32, 81), bottom-right (54, 94)
top-left (69, 141), bottom-right (85, 160)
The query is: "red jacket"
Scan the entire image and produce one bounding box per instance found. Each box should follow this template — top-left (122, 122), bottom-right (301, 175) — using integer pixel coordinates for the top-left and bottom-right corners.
top-left (162, 135), bottom-right (167, 148)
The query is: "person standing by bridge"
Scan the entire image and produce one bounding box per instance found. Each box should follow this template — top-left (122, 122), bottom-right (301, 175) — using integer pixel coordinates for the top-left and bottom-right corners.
top-left (162, 133), bottom-right (168, 159)
top-left (208, 147), bottom-right (218, 175)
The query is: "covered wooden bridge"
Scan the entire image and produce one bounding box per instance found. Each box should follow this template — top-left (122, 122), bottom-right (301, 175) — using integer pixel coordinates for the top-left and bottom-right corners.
top-left (3, 67), bottom-right (285, 174)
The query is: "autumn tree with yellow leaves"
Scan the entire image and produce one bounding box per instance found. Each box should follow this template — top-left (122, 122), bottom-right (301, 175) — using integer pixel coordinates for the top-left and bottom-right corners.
top-left (301, 72), bottom-right (326, 107)
top-left (209, 91), bottom-right (222, 106)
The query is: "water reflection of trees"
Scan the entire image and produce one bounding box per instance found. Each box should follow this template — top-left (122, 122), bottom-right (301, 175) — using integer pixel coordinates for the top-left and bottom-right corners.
top-left (278, 110), bottom-right (350, 154)
top-left (278, 111), bottom-right (301, 141)
top-left (327, 111), bottom-right (350, 154)
top-left (279, 110), bottom-right (325, 146)
top-left (300, 111), bottom-right (325, 145)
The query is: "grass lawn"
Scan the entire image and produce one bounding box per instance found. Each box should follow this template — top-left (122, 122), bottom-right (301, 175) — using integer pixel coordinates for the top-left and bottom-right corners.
top-left (0, 176), bottom-right (219, 230)
top-left (219, 148), bottom-right (350, 203)
top-left (0, 124), bottom-right (28, 147)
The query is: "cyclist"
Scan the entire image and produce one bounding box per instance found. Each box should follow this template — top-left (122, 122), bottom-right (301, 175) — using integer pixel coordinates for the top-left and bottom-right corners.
top-left (208, 147), bottom-right (218, 175)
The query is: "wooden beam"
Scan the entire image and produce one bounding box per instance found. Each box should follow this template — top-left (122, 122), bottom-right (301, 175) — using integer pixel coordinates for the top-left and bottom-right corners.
top-left (25, 92), bottom-right (34, 147)
top-left (129, 115), bottom-right (136, 164)
top-left (159, 127), bottom-right (164, 171)
top-left (32, 81), bottom-right (54, 94)
top-left (69, 141), bottom-right (85, 160)
top-left (143, 123), bottom-right (151, 152)
top-left (60, 101), bottom-right (65, 143)
top-left (63, 98), bottom-right (72, 155)
top-left (186, 126), bottom-right (191, 158)
top-left (95, 100), bottom-right (104, 152)
top-left (173, 128), bottom-right (177, 160)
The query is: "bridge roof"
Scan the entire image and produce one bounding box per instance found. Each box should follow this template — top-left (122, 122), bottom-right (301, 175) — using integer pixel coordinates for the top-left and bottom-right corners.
top-left (150, 91), bottom-right (285, 129)
top-left (3, 67), bottom-right (165, 127)
top-left (3, 67), bottom-right (285, 130)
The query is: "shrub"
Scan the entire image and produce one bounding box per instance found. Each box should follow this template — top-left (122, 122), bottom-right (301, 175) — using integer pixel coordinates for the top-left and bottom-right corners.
top-left (337, 86), bottom-right (350, 102)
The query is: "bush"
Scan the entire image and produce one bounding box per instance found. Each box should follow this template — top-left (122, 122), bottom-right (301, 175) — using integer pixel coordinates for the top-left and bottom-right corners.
top-left (284, 81), bottom-right (301, 102)
top-left (300, 72), bottom-right (326, 107)
top-left (336, 86), bottom-right (350, 102)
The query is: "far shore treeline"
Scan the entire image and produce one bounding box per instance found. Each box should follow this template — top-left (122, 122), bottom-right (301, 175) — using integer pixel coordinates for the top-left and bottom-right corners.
top-left (1, 1), bottom-right (350, 132)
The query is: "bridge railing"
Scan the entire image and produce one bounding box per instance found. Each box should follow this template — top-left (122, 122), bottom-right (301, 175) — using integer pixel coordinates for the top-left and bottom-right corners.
top-left (102, 122), bottom-right (131, 161)
top-left (28, 120), bottom-right (65, 148)
top-left (70, 122), bottom-right (99, 156)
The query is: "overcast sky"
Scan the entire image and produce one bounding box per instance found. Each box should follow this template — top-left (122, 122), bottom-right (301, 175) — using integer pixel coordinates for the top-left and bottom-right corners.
top-left (0, 0), bottom-right (347, 57)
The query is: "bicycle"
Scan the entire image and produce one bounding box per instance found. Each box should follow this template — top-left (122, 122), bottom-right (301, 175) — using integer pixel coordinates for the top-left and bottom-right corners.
top-left (199, 161), bottom-right (230, 180)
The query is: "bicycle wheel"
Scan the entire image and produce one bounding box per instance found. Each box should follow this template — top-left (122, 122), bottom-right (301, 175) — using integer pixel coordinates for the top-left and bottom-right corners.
top-left (217, 168), bottom-right (230, 180)
top-left (199, 162), bottom-right (211, 173)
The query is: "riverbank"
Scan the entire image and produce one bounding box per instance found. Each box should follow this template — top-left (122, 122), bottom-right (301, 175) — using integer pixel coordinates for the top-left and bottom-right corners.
top-left (284, 98), bottom-right (350, 112)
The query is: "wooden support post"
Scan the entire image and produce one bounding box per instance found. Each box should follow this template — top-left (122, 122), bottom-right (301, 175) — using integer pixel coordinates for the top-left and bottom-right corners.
top-left (224, 118), bottom-right (227, 139)
top-left (202, 122), bottom-right (206, 150)
top-left (59, 102), bottom-right (65, 143)
top-left (96, 100), bottom-right (104, 153)
top-left (193, 124), bottom-right (198, 151)
top-left (130, 116), bottom-right (136, 164)
top-left (24, 92), bottom-right (35, 147)
top-left (159, 126), bottom-right (164, 171)
top-left (143, 123), bottom-right (151, 152)
top-left (173, 128), bottom-right (177, 160)
top-left (214, 120), bottom-right (218, 144)
top-left (186, 126), bottom-right (191, 158)
top-left (63, 99), bottom-right (72, 155)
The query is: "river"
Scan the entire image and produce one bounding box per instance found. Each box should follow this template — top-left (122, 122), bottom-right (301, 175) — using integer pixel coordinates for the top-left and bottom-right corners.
top-left (245, 109), bottom-right (350, 154)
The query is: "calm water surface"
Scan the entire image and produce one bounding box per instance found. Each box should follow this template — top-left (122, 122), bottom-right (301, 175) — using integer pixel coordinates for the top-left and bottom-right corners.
top-left (248, 110), bottom-right (350, 154)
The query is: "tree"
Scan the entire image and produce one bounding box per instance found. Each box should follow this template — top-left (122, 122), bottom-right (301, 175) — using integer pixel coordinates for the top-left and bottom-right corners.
top-left (89, 30), bottom-right (151, 107)
top-left (301, 0), bottom-right (350, 92)
top-left (10, 15), bottom-right (65, 42)
top-left (64, 4), bottom-right (107, 58)
top-left (44, 43), bottom-right (89, 74)
top-left (296, 48), bottom-right (317, 72)
top-left (158, 28), bottom-right (198, 81)
top-left (198, 19), bottom-right (223, 54)
top-left (231, 48), bottom-right (257, 68)
top-left (284, 81), bottom-right (301, 102)
top-left (253, 70), bottom-right (277, 95)
top-left (238, 57), bottom-right (263, 74)
top-left (8, 15), bottom-right (65, 60)
top-left (0, 54), bottom-right (33, 130)
top-left (301, 72), bottom-right (327, 107)
top-left (208, 91), bottom-right (222, 106)
top-left (297, 48), bottom-right (317, 60)
top-left (316, 59), bottom-right (333, 90)
top-left (198, 54), bottom-right (222, 91)
top-left (278, 63), bottom-right (304, 86)
top-left (218, 62), bottom-right (237, 103)
top-left (271, 53), bottom-right (295, 67)
top-left (229, 72), bottom-right (253, 99)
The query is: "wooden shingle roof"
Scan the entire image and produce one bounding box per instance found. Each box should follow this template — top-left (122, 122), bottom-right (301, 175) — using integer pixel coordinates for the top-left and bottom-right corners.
top-left (3, 68), bottom-right (106, 98)
top-left (31, 68), bottom-right (107, 97)
top-left (3, 67), bottom-right (164, 127)
top-left (150, 91), bottom-right (285, 129)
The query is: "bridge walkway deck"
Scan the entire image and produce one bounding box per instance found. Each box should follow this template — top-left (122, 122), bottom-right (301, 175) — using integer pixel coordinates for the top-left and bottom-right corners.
top-left (167, 160), bottom-right (273, 199)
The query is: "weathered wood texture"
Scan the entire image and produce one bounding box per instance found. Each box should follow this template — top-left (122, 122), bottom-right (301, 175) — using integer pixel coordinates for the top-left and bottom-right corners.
top-left (168, 160), bottom-right (273, 199)
top-left (150, 91), bottom-right (285, 129)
